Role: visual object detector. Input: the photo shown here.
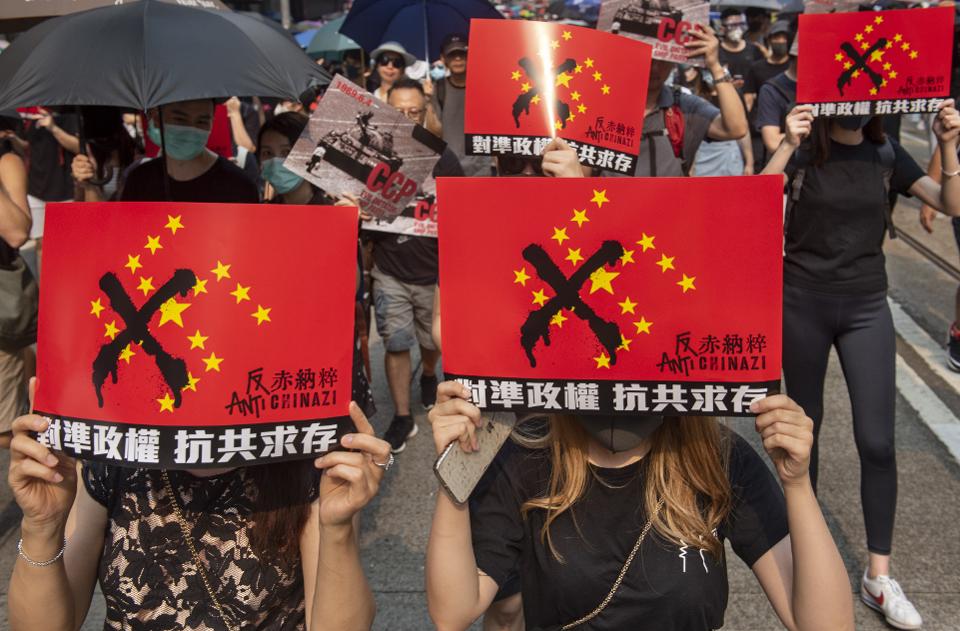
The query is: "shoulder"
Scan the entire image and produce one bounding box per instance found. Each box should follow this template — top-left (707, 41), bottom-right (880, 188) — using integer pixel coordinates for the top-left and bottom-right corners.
top-left (211, 156), bottom-right (259, 199)
top-left (81, 461), bottom-right (142, 509)
top-left (435, 148), bottom-right (464, 177)
top-left (677, 91), bottom-right (719, 119)
top-left (724, 428), bottom-right (770, 487)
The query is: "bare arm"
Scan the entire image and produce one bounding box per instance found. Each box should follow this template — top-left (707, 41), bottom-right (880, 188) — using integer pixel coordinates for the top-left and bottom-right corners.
top-left (762, 125), bottom-right (785, 155)
top-left (226, 98), bottom-right (256, 154)
top-left (761, 105), bottom-right (814, 180)
top-left (909, 99), bottom-right (960, 217)
top-left (737, 133), bottom-right (755, 175)
top-left (29, 110), bottom-right (80, 155)
top-left (749, 396), bottom-right (854, 631)
top-left (688, 27), bottom-right (748, 141)
top-left (426, 382), bottom-right (501, 631)
top-left (0, 152), bottom-right (32, 248)
top-left (744, 92), bottom-right (757, 112)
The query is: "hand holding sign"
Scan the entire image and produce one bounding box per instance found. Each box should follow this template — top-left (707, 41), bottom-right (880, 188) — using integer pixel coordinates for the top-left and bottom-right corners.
top-left (933, 99), bottom-right (960, 147)
top-left (752, 394), bottom-right (815, 487)
top-left (427, 381), bottom-right (483, 456)
top-left (784, 105), bottom-right (815, 147)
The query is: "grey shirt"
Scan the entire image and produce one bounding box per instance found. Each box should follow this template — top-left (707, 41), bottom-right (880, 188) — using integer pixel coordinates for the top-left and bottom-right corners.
top-left (438, 79), bottom-right (492, 177)
top-left (630, 86), bottom-right (720, 177)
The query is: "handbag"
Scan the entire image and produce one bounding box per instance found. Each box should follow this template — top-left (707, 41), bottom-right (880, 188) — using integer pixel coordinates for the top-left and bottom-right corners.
top-left (0, 247), bottom-right (39, 352)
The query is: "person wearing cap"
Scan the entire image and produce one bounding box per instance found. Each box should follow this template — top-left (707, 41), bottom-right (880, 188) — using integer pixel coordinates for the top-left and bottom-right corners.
top-left (370, 41), bottom-right (442, 137)
top-left (431, 33), bottom-right (492, 176)
top-left (743, 20), bottom-right (794, 170)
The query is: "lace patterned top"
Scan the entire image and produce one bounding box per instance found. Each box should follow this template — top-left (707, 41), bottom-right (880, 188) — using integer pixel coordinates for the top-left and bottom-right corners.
top-left (82, 463), bottom-right (319, 630)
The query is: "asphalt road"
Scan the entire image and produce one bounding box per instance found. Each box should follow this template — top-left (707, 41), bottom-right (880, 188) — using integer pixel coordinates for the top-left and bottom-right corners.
top-left (1, 119), bottom-right (959, 630)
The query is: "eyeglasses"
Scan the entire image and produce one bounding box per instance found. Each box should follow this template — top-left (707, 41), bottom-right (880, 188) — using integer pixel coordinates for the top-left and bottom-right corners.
top-left (497, 155), bottom-right (543, 176)
top-left (398, 108), bottom-right (423, 119)
top-left (378, 56), bottom-right (406, 69)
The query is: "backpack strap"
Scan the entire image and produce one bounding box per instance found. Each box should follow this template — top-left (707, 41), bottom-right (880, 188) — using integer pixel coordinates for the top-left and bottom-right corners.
top-left (876, 138), bottom-right (897, 239)
top-left (435, 77), bottom-right (446, 110)
top-left (784, 145), bottom-right (810, 237)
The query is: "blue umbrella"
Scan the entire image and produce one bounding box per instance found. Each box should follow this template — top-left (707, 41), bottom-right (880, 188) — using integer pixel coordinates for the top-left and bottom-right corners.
top-left (295, 28), bottom-right (319, 48)
top-left (306, 16), bottom-right (361, 60)
top-left (339, 0), bottom-right (503, 62)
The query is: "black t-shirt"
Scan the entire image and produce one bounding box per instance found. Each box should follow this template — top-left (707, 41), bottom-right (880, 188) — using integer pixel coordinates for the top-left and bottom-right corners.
top-left (719, 43), bottom-right (763, 83)
top-left (784, 138), bottom-right (925, 295)
top-left (743, 58), bottom-right (789, 96)
top-left (367, 148), bottom-right (463, 285)
top-left (470, 430), bottom-right (788, 631)
top-left (26, 113), bottom-right (78, 202)
top-left (120, 155), bottom-right (259, 203)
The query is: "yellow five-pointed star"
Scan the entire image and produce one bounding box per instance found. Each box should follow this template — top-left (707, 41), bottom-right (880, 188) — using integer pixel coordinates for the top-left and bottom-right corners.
top-left (870, 49), bottom-right (885, 63)
top-left (855, 33), bottom-right (864, 42)
top-left (230, 283), bottom-right (252, 304)
top-left (520, 81), bottom-right (532, 93)
top-left (562, 30), bottom-right (572, 41)
top-left (656, 254), bottom-right (675, 273)
top-left (531, 95), bottom-right (542, 105)
top-left (835, 52), bottom-right (844, 62)
top-left (193, 278), bottom-right (208, 296)
top-left (901, 42), bottom-right (910, 51)
top-left (601, 84), bottom-right (611, 95)
top-left (251, 304), bottom-right (272, 325)
top-left (137, 276), bottom-right (155, 296)
top-left (211, 260), bottom-right (231, 282)
top-left (860, 41), bottom-right (870, 50)
top-left (634, 317), bottom-right (653, 335)
top-left (584, 57), bottom-right (594, 68)
top-left (574, 64), bottom-right (583, 74)
top-left (566, 248), bottom-right (584, 266)
top-left (618, 296), bottom-right (637, 314)
top-left (888, 70), bottom-right (898, 79)
top-left (592, 71), bottom-right (602, 81)
top-left (577, 104), bottom-right (587, 114)
top-left (619, 249), bottom-right (635, 265)
top-left (875, 15), bottom-right (883, 24)
top-left (677, 274), bottom-right (697, 293)
top-left (203, 351), bottom-right (224, 372)
top-left (870, 88), bottom-right (878, 96)
top-left (588, 267), bottom-right (619, 294)
top-left (566, 113), bottom-right (576, 123)
top-left (144, 235), bottom-right (163, 255)
top-left (571, 208), bottom-right (589, 227)
top-left (618, 334), bottom-right (633, 352)
top-left (590, 189), bottom-right (609, 208)
top-left (555, 72), bottom-right (573, 88)
top-left (514, 267), bottom-right (531, 286)
top-left (551, 227), bottom-right (570, 245)
top-left (531, 289), bottom-right (550, 306)
top-left (187, 329), bottom-right (208, 350)
top-left (104, 320), bottom-right (120, 340)
top-left (864, 25), bottom-right (874, 34)
top-left (844, 61), bottom-right (853, 70)
top-left (570, 91), bottom-right (581, 101)
top-left (511, 70), bottom-right (521, 80)
top-left (894, 33), bottom-right (902, 42)
top-left (551, 39), bottom-right (560, 49)
top-left (554, 119), bottom-right (563, 131)
top-left (182, 372), bottom-right (200, 392)
top-left (90, 298), bottom-right (105, 318)
top-left (637, 233), bottom-right (656, 252)
top-left (550, 311), bottom-right (568, 328)
top-left (119, 343), bottom-right (136, 364)
top-left (157, 392), bottom-right (176, 413)
top-left (594, 352), bottom-right (611, 369)
top-left (165, 214), bottom-right (184, 235)
top-left (909, 50), bottom-right (918, 60)
top-left (124, 254), bottom-right (142, 275)
top-left (158, 298), bottom-right (191, 327)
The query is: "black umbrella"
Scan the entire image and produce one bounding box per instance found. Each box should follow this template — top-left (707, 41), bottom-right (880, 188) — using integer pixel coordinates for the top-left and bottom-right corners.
top-left (0, 0), bottom-right (229, 33)
top-left (0, 0), bottom-right (330, 112)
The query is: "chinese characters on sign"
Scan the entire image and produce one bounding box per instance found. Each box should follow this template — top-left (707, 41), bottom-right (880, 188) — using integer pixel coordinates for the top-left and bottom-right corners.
top-left (597, 0), bottom-right (710, 66)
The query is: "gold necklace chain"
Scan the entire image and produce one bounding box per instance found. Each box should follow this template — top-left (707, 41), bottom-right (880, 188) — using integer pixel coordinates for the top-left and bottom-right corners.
top-left (561, 497), bottom-right (665, 630)
top-left (161, 469), bottom-right (238, 631)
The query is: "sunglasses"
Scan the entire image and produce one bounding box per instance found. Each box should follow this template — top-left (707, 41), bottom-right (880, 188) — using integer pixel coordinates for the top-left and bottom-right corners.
top-left (378, 56), bottom-right (406, 69)
top-left (497, 155), bottom-right (543, 176)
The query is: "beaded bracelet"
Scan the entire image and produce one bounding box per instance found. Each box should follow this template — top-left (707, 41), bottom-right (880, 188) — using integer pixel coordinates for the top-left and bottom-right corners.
top-left (17, 537), bottom-right (67, 567)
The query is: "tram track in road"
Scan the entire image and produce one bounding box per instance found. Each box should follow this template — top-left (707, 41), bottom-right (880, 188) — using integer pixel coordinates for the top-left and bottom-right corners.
top-left (897, 227), bottom-right (960, 283)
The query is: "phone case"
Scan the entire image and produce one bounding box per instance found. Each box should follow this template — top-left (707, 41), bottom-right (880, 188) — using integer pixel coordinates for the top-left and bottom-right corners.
top-left (434, 412), bottom-right (517, 504)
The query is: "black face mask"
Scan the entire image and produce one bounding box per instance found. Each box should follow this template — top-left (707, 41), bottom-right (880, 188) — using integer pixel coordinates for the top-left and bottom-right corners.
top-left (837, 115), bottom-right (872, 131)
top-left (575, 415), bottom-right (665, 453)
top-left (770, 42), bottom-right (789, 58)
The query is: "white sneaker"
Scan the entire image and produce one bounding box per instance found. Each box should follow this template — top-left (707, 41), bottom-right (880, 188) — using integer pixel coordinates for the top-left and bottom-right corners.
top-left (861, 570), bottom-right (923, 630)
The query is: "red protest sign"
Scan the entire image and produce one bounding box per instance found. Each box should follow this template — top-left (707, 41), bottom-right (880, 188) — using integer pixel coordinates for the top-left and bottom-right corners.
top-left (797, 7), bottom-right (954, 116)
top-left (597, 0), bottom-right (710, 66)
top-left (34, 202), bottom-right (358, 468)
top-left (438, 177), bottom-right (783, 417)
top-left (464, 19), bottom-right (651, 175)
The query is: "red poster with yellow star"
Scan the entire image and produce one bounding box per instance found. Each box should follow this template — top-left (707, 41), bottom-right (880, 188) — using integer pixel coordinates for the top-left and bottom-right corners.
top-left (464, 19), bottom-right (651, 174)
top-left (34, 202), bottom-right (358, 468)
top-left (438, 177), bottom-right (783, 417)
top-left (797, 7), bottom-right (954, 116)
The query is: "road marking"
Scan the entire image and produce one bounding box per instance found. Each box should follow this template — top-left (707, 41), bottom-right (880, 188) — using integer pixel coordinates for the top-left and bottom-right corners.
top-left (895, 355), bottom-right (960, 463)
top-left (889, 298), bottom-right (960, 395)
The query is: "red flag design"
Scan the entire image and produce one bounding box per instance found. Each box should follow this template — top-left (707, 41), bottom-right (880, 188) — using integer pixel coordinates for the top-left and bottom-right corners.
top-left (34, 202), bottom-right (358, 467)
top-left (438, 177), bottom-right (783, 417)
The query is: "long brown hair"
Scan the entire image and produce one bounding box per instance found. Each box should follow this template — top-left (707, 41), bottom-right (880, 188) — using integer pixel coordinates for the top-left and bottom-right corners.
top-left (245, 459), bottom-right (317, 565)
top-left (809, 116), bottom-right (886, 167)
top-left (517, 416), bottom-right (732, 560)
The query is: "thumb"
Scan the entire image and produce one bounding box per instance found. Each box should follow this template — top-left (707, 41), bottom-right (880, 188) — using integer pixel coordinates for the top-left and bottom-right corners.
top-left (28, 377), bottom-right (36, 413)
top-left (543, 136), bottom-right (571, 154)
top-left (348, 401), bottom-right (374, 436)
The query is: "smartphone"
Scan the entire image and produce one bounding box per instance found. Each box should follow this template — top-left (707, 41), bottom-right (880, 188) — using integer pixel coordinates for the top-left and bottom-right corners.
top-left (434, 412), bottom-right (517, 504)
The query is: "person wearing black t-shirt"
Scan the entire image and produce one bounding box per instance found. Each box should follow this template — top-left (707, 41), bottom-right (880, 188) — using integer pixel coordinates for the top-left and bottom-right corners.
top-left (717, 9), bottom-right (762, 91)
top-left (763, 102), bottom-right (960, 630)
top-left (426, 385), bottom-right (853, 630)
top-left (120, 99), bottom-right (258, 204)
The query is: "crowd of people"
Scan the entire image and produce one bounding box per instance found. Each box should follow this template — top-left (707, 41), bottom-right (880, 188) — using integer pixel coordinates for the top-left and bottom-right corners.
top-left (2, 3), bottom-right (960, 631)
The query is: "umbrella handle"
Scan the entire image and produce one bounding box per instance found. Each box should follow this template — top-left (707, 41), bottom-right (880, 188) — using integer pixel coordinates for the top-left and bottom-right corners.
top-left (422, 0), bottom-right (430, 66)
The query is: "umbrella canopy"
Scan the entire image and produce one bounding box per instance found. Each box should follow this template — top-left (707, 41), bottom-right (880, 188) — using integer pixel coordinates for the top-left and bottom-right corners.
top-left (306, 16), bottom-right (361, 60)
top-left (0, 0), bottom-right (228, 32)
top-left (710, 0), bottom-right (792, 10)
top-left (339, 0), bottom-right (503, 62)
top-left (0, 0), bottom-right (330, 111)
top-left (295, 28), bottom-right (320, 47)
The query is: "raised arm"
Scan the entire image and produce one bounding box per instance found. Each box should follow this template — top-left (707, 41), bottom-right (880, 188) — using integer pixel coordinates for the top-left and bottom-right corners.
top-left (761, 105), bottom-right (813, 181)
top-left (688, 27), bottom-right (748, 141)
top-left (426, 381), bottom-right (500, 631)
top-left (748, 395), bottom-right (854, 631)
top-left (908, 99), bottom-right (960, 217)
top-left (0, 151), bottom-right (31, 248)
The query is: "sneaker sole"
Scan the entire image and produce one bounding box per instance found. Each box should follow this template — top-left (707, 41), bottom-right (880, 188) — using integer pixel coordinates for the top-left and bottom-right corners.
top-left (948, 355), bottom-right (960, 373)
top-left (860, 592), bottom-right (922, 630)
top-left (389, 421), bottom-right (419, 454)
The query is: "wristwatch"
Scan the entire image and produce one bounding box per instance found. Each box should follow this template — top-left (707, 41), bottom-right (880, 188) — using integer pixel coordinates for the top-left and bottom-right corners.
top-left (712, 69), bottom-right (734, 85)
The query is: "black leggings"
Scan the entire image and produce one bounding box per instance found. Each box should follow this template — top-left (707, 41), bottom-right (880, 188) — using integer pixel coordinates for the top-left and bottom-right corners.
top-left (782, 284), bottom-right (896, 555)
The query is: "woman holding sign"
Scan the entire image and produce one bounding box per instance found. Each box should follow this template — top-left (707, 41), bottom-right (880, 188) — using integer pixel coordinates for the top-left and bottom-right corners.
top-left (762, 100), bottom-right (960, 630)
top-left (7, 382), bottom-right (391, 631)
top-left (425, 383), bottom-right (854, 630)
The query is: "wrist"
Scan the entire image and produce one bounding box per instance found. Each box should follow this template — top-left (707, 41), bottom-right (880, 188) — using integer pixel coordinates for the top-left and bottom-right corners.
top-left (20, 517), bottom-right (66, 547)
top-left (780, 473), bottom-right (813, 492)
top-left (319, 521), bottom-right (356, 545)
top-left (707, 62), bottom-right (724, 77)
